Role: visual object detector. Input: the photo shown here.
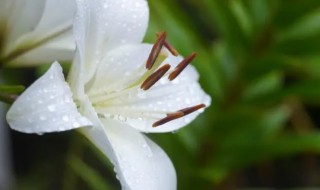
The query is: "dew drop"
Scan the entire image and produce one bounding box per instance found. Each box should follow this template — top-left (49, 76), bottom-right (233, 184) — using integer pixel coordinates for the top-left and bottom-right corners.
top-left (172, 130), bottom-right (179, 134)
top-left (64, 95), bottom-right (71, 103)
top-left (48, 105), bottom-right (56, 112)
top-left (62, 115), bottom-right (69, 122)
top-left (118, 115), bottom-right (127, 122)
top-left (40, 115), bottom-right (47, 121)
top-left (72, 122), bottom-right (80, 128)
top-left (184, 117), bottom-right (191, 123)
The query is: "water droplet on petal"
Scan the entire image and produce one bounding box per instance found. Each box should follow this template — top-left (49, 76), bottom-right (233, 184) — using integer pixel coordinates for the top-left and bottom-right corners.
top-left (172, 130), bottom-right (179, 134)
top-left (73, 122), bottom-right (80, 128)
top-left (48, 105), bottom-right (56, 112)
top-left (62, 115), bottom-right (69, 122)
top-left (40, 115), bottom-right (47, 121)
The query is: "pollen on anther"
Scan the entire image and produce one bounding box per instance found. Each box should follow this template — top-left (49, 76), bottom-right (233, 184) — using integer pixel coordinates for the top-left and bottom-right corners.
top-left (146, 32), bottom-right (167, 70)
top-left (168, 52), bottom-right (197, 81)
top-left (141, 64), bottom-right (171, 90)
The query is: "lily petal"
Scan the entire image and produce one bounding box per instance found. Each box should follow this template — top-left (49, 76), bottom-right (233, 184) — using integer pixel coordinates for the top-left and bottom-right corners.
top-left (8, 31), bottom-right (75, 66)
top-left (6, 62), bottom-right (92, 134)
top-left (89, 44), bottom-right (211, 133)
top-left (3, 0), bottom-right (45, 45)
top-left (73, 0), bottom-right (149, 84)
top-left (3, 0), bottom-right (75, 64)
top-left (82, 119), bottom-right (177, 190)
top-left (87, 44), bottom-right (154, 94)
top-left (0, 0), bottom-right (13, 24)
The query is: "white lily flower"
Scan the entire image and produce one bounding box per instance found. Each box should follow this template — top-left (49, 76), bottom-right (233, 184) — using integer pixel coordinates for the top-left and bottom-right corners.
top-left (6, 0), bottom-right (211, 189)
top-left (0, 0), bottom-right (75, 66)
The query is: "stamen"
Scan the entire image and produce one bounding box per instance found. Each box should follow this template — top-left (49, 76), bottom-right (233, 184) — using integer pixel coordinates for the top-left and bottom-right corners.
top-left (177, 104), bottom-right (206, 116)
top-left (152, 104), bottom-right (206, 127)
top-left (168, 52), bottom-right (197, 81)
top-left (152, 112), bottom-right (184, 127)
top-left (146, 32), bottom-right (167, 70)
top-left (156, 32), bottom-right (179, 56)
top-left (141, 64), bottom-right (171, 90)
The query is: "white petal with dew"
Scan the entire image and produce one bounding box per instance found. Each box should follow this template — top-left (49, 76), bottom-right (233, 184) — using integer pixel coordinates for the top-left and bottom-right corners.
top-left (89, 44), bottom-right (211, 133)
top-left (82, 119), bottom-right (177, 190)
top-left (73, 0), bottom-right (149, 84)
top-left (87, 44), bottom-right (155, 94)
top-left (6, 62), bottom-right (92, 134)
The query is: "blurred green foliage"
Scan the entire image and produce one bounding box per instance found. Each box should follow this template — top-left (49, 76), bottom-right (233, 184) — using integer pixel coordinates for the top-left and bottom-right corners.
top-left (6, 0), bottom-right (320, 189)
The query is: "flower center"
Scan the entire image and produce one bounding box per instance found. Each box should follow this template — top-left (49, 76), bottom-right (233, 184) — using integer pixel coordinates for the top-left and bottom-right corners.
top-left (91, 32), bottom-right (206, 127)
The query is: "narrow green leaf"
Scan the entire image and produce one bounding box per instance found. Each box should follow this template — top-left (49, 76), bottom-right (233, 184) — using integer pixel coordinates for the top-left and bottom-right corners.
top-left (0, 85), bottom-right (25, 93)
top-left (69, 156), bottom-right (114, 190)
top-left (201, 0), bottom-right (249, 52)
top-left (277, 8), bottom-right (320, 42)
top-left (243, 71), bottom-right (283, 100)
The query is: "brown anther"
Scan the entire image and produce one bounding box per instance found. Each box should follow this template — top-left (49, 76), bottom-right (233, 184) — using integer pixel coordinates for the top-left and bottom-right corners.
top-left (152, 112), bottom-right (184, 127)
top-left (156, 32), bottom-right (179, 56)
top-left (177, 104), bottom-right (206, 116)
top-left (168, 52), bottom-right (197, 81)
top-left (152, 104), bottom-right (206, 127)
top-left (146, 32), bottom-right (167, 70)
top-left (141, 64), bottom-right (171, 90)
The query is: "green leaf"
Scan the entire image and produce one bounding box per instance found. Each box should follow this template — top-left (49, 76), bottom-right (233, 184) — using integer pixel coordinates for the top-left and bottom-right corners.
top-left (277, 8), bottom-right (320, 42)
top-left (230, 0), bottom-right (254, 37)
top-left (283, 80), bottom-right (320, 103)
top-left (201, 0), bottom-right (249, 53)
top-left (0, 85), bottom-right (25, 93)
top-left (69, 156), bottom-right (114, 190)
top-left (243, 71), bottom-right (283, 100)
